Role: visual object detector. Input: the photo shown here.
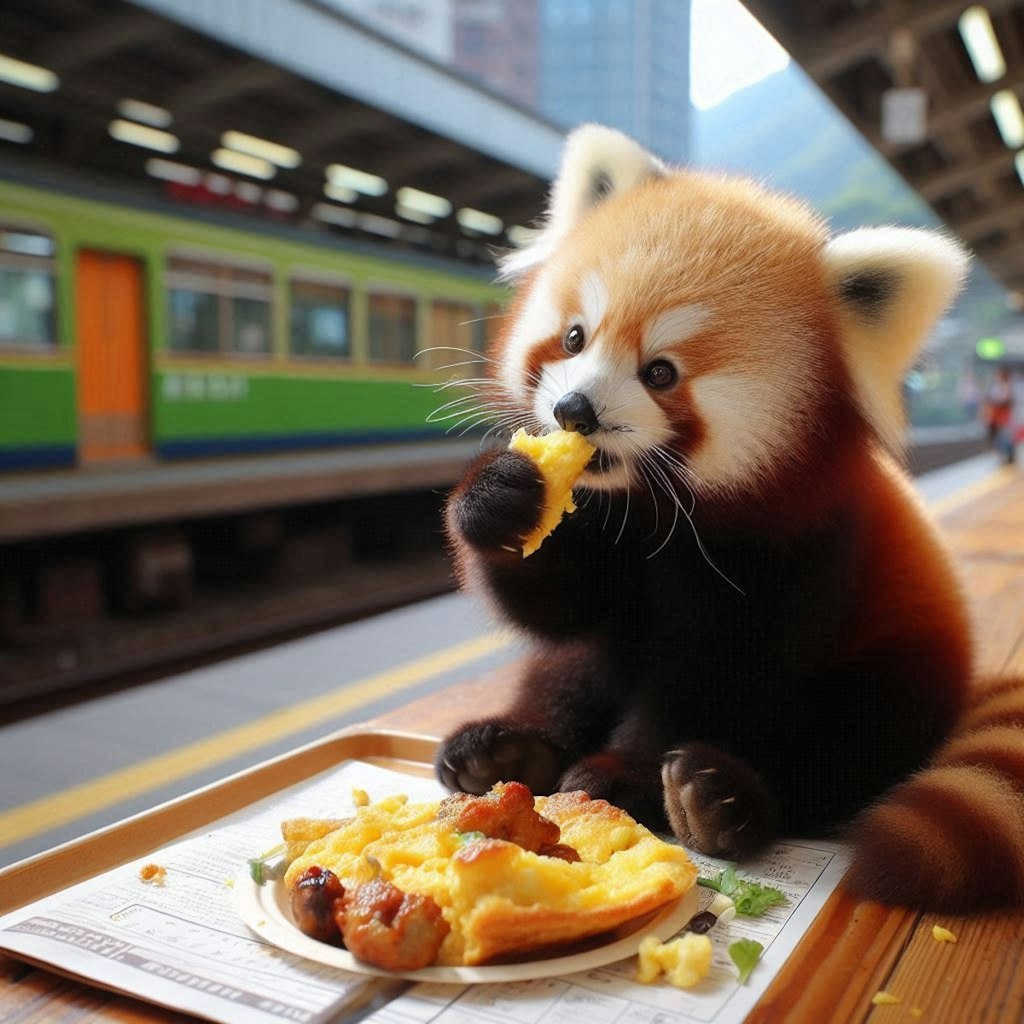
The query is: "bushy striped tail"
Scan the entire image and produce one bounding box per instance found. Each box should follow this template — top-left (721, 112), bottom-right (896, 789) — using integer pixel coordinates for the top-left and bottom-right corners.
top-left (844, 677), bottom-right (1024, 912)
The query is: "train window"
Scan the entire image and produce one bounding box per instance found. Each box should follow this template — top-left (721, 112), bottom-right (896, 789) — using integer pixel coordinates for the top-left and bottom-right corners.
top-left (482, 301), bottom-right (503, 352)
top-left (0, 227), bottom-right (57, 350)
top-left (368, 292), bottom-right (416, 364)
top-left (166, 255), bottom-right (273, 356)
top-left (290, 278), bottom-right (350, 359)
top-left (425, 300), bottom-right (477, 372)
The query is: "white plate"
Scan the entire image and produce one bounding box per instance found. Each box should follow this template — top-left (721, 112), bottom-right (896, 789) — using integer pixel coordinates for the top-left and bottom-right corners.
top-left (236, 873), bottom-right (701, 983)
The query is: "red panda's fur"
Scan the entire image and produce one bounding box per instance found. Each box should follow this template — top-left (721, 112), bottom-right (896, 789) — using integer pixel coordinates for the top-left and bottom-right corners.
top-left (437, 125), bottom-right (1019, 913)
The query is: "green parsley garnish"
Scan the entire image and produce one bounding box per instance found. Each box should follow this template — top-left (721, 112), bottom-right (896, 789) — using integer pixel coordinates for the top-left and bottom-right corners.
top-left (697, 865), bottom-right (787, 916)
top-left (728, 938), bottom-right (764, 984)
top-left (453, 831), bottom-right (486, 846)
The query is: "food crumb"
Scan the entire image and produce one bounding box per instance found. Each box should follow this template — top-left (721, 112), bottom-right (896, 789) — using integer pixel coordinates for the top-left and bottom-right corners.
top-left (224, 878), bottom-right (234, 889)
top-left (932, 925), bottom-right (957, 943)
top-left (636, 933), bottom-right (713, 989)
top-left (352, 787), bottom-right (370, 807)
top-left (871, 991), bottom-right (901, 1006)
top-left (139, 863), bottom-right (167, 886)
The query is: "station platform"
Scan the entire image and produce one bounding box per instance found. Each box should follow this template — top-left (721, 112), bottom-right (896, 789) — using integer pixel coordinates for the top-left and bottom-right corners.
top-left (0, 440), bottom-right (481, 542)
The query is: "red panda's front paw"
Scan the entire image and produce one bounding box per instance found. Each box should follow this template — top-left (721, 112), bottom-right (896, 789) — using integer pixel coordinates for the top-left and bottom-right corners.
top-left (434, 720), bottom-right (562, 796)
top-left (448, 450), bottom-right (546, 554)
top-left (661, 744), bottom-right (777, 859)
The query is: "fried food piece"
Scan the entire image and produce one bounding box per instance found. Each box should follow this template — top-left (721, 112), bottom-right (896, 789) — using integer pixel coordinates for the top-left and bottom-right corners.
top-left (538, 842), bottom-right (582, 863)
top-left (637, 933), bottom-right (713, 989)
top-left (285, 785), bottom-right (697, 966)
top-left (290, 866), bottom-right (346, 943)
top-left (437, 781), bottom-right (560, 853)
top-left (138, 863), bottom-right (167, 885)
top-left (339, 879), bottom-right (450, 971)
top-left (508, 429), bottom-right (596, 556)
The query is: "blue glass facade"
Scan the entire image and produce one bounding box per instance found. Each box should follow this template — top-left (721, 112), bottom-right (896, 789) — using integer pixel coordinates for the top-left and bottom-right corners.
top-left (539, 0), bottom-right (691, 163)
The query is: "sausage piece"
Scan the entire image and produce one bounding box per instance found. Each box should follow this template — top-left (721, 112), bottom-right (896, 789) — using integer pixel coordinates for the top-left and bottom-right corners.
top-left (290, 866), bottom-right (345, 943)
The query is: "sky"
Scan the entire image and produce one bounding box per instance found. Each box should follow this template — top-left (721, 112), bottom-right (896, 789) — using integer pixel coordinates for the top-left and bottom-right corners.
top-left (690, 0), bottom-right (791, 110)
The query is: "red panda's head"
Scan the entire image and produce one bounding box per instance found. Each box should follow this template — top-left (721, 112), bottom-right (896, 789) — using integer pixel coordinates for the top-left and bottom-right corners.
top-left (490, 125), bottom-right (968, 506)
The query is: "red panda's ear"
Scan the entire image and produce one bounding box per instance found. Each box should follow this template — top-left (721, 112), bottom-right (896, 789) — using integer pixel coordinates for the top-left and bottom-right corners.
top-left (499, 124), bottom-right (664, 281)
top-left (823, 227), bottom-right (970, 450)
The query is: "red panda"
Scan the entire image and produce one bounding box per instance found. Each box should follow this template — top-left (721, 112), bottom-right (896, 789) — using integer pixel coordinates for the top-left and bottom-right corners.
top-left (436, 124), bottom-right (1021, 912)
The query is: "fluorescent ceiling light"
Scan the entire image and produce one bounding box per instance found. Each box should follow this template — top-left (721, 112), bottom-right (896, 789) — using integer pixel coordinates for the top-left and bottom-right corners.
top-left (395, 203), bottom-right (436, 225)
top-left (109, 119), bottom-right (179, 154)
top-left (507, 224), bottom-right (540, 245)
top-left (991, 89), bottom-right (1024, 148)
top-left (145, 158), bottom-right (201, 185)
top-left (457, 207), bottom-right (503, 235)
top-left (235, 181), bottom-right (263, 203)
top-left (396, 186), bottom-right (451, 218)
top-left (324, 181), bottom-right (358, 204)
top-left (211, 147), bottom-right (275, 180)
top-left (0, 53), bottom-right (58, 93)
top-left (205, 173), bottom-right (232, 195)
top-left (266, 189), bottom-right (299, 212)
top-left (358, 213), bottom-right (403, 238)
top-left (118, 98), bottom-right (172, 127)
top-left (314, 202), bottom-right (358, 227)
top-left (326, 163), bottom-right (388, 196)
top-left (0, 117), bottom-right (32, 144)
top-left (222, 130), bottom-right (300, 169)
top-left (959, 6), bottom-right (1006, 84)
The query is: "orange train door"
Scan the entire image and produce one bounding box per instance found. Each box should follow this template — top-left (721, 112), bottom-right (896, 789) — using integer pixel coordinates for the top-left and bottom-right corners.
top-left (76, 250), bottom-right (149, 463)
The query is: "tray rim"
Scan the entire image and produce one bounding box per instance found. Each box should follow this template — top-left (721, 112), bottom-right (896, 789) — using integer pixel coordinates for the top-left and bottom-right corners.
top-left (0, 726), bottom-right (439, 916)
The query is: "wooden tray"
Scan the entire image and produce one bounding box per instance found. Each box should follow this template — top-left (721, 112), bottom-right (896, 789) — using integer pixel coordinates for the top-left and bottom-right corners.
top-left (0, 726), bottom-right (437, 916)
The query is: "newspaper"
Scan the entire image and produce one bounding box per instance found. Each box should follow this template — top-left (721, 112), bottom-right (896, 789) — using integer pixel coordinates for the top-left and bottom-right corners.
top-left (0, 761), bottom-right (851, 1024)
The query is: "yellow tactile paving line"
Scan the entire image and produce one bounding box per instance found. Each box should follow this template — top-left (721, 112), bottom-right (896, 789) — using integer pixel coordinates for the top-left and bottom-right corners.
top-left (0, 463), bottom-right (1016, 851)
top-left (0, 630), bottom-right (512, 850)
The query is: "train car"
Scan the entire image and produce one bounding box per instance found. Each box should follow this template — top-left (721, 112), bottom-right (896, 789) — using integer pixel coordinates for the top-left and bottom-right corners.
top-left (0, 177), bottom-right (503, 472)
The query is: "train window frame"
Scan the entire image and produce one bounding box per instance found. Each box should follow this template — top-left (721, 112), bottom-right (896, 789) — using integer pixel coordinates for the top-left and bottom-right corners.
top-left (0, 225), bottom-right (58, 354)
top-left (365, 285), bottom-right (420, 369)
top-left (165, 250), bottom-right (275, 360)
top-left (288, 271), bottom-right (353, 363)
top-left (425, 298), bottom-right (483, 375)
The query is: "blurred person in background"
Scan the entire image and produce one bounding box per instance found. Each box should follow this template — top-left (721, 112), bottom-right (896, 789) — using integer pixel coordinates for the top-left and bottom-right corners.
top-left (984, 367), bottom-right (1015, 464)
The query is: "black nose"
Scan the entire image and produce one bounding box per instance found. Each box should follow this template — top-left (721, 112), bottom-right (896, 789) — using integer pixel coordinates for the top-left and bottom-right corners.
top-left (553, 392), bottom-right (599, 436)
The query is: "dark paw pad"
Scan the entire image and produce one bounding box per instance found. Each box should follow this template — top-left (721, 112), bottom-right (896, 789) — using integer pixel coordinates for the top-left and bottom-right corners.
top-left (436, 722), bottom-right (561, 796)
top-left (661, 744), bottom-right (775, 858)
top-left (452, 450), bottom-right (545, 552)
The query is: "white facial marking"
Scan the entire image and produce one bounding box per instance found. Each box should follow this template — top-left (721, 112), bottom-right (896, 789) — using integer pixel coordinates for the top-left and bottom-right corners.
top-left (501, 271), bottom-right (560, 402)
top-left (643, 304), bottom-right (712, 359)
top-left (580, 270), bottom-right (609, 336)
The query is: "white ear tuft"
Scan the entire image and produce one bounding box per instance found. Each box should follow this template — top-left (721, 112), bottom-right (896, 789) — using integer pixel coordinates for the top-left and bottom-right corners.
top-left (823, 227), bottom-right (970, 449)
top-left (499, 124), bottom-right (664, 280)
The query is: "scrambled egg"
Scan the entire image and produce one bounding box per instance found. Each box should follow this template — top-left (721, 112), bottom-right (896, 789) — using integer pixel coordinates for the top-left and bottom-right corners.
top-left (283, 788), bottom-right (696, 966)
top-left (509, 429), bottom-right (596, 556)
top-left (636, 933), bottom-right (713, 989)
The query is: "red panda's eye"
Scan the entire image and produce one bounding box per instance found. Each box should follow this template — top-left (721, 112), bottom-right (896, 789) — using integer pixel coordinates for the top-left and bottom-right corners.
top-left (644, 360), bottom-right (677, 390)
top-left (563, 324), bottom-right (585, 355)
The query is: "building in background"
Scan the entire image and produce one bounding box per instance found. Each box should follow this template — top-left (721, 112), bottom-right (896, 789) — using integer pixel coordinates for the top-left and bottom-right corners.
top-left (454, 0), bottom-right (539, 109)
top-left (322, 0), bottom-right (454, 61)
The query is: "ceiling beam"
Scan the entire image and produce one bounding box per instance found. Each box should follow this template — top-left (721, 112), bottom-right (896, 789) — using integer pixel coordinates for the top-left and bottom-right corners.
top-left (954, 195), bottom-right (1024, 242)
top-left (166, 59), bottom-right (285, 117)
top-left (39, 10), bottom-right (168, 75)
top-left (280, 106), bottom-right (389, 154)
top-left (919, 146), bottom-right (1017, 200)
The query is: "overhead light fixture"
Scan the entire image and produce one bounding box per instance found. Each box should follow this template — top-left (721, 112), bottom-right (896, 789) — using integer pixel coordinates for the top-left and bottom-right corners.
top-left (959, 6), bottom-right (1006, 84)
top-left (0, 117), bottom-right (32, 144)
top-left (1015, 150), bottom-right (1024, 188)
top-left (395, 186), bottom-right (451, 218)
top-left (326, 163), bottom-right (388, 196)
top-left (0, 53), bottom-right (58, 93)
top-left (109, 119), bottom-right (179, 154)
top-left (457, 207), bottom-right (503, 235)
top-left (266, 189), bottom-right (299, 212)
top-left (234, 181), bottom-right (263, 203)
top-left (395, 204), bottom-right (436, 225)
top-left (145, 158), bottom-right (202, 185)
top-left (991, 89), bottom-right (1024, 148)
top-left (222, 130), bottom-right (300, 169)
top-left (324, 181), bottom-right (358, 204)
top-left (313, 202), bottom-right (358, 227)
top-left (118, 98), bottom-right (172, 127)
top-left (357, 213), bottom-right (403, 238)
top-left (211, 147), bottom-right (275, 180)
top-left (205, 173), bottom-right (232, 195)
top-left (507, 224), bottom-right (540, 245)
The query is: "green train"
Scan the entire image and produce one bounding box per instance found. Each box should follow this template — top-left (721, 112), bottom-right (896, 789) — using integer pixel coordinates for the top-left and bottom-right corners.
top-left (0, 177), bottom-right (502, 472)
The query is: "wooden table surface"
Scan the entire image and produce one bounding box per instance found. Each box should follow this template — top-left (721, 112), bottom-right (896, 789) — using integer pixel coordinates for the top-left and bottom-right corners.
top-left (2, 466), bottom-right (1023, 1023)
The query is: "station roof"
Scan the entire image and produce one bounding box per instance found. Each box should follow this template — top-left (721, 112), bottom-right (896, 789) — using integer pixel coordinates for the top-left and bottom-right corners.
top-left (744, 0), bottom-right (1024, 293)
top-left (0, 0), bottom-right (563, 266)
